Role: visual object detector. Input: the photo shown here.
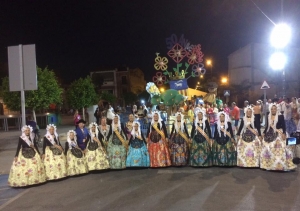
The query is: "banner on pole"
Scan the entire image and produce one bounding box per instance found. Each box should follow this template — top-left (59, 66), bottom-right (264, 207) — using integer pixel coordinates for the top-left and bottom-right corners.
top-left (169, 79), bottom-right (188, 90)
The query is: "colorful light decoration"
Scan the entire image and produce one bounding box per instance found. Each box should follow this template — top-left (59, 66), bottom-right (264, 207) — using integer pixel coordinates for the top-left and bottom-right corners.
top-left (152, 34), bottom-right (206, 85)
top-left (167, 43), bottom-right (187, 64)
top-left (152, 72), bottom-right (166, 86)
top-left (154, 53), bottom-right (168, 71)
top-left (187, 45), bottom-right (204, 64)
top-left (192, 63), bottom-right (206, 77)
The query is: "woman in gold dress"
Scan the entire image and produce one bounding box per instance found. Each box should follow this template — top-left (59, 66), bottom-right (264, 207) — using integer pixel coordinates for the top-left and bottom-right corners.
top-left (42, 124), bottom-right (67, 180)
top-left (85, 122), bottom-right (110, 171)
top-left (65, 130), bottom-right (88, 176)
top-left (98, 117), bottom-right (110, 150)
top-left (260, 103), bottom-right (296, 171)
top-left (125, 114), bottom-right (135, 140)
top-left (8, 125), bottom-right (46, 187)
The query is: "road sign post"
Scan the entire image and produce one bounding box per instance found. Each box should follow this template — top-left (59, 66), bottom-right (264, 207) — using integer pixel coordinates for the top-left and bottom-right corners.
top-left (8, 44), bottom-right (37, 126)
top-left (260, 80), bottom-right (270, 127)
top-left (224, 90), bottom-right (230, 104)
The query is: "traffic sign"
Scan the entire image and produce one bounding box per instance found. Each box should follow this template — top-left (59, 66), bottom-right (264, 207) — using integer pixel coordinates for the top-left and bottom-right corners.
top-left (260, 80), bottom-right (270, 89)
top-left (224, 90), bottom-right (230, 96)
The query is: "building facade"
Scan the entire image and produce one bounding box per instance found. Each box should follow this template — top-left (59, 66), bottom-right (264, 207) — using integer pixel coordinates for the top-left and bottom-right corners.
top-left (228, 43), bottom-right (300, 104)
top-left (90, 67), bottom-right (146, 106)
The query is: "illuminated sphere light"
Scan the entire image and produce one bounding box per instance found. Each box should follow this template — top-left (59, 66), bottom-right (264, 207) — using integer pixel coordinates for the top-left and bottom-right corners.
top-left (270, 23), bottom-right (291, 49)
top-left (269, 52), bottom-right (287, 70)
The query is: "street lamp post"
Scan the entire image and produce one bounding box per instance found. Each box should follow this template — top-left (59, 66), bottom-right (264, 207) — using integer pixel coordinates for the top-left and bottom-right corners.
top-left (269, 23), bottom-right (291, 99)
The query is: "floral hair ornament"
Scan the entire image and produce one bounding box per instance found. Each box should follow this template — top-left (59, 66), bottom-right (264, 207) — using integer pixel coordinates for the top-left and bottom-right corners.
top-left (89, 122), bottom-right (98, 128)
top-left (244, 105), bottom-right (254, 115)
top-left (21, 125), bottom-right (33, 133)
top-left (67, 130), bottom-right (77, 137)
top-left (46, 124), bottom-right (57, 132)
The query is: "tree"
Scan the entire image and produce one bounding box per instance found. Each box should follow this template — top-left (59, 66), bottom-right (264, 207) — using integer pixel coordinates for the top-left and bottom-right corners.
top-left (1, 67), bottom-right (63, 121)
top-left (123, 92), bottom-right (137, 105)
top-left (67, 76), bottom-right (98, 120)
top-left (1, 77), bottom-right (21, 111)
top-left (100, 91), bottom-right (117, 104)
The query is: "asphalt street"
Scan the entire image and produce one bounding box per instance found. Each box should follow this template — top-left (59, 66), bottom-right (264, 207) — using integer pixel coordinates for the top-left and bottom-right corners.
top-left (0, 167), bottom-right (300, 211)
top-left (1, 115), bottom-right (300, 211)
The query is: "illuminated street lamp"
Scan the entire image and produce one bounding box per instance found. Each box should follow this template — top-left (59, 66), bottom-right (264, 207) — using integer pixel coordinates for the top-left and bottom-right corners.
top-left (269, 23), bottom-right (291, 99)
top-left (206, 59), bottom-right (212, 74)
top-left (221, 77), bottom-right (228, 84)
top-left (269, 52), bottom-right (287, 71)
top-left (270, 23), bottom-right (291, 49)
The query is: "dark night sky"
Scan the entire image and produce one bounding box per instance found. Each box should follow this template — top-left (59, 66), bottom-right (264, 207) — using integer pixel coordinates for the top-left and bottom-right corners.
top-left (0, 0), bottom-right (300, 84)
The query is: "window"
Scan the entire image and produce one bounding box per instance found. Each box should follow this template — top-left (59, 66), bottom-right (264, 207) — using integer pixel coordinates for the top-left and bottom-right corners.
top-left (121, 76), bottom-right (127, 84)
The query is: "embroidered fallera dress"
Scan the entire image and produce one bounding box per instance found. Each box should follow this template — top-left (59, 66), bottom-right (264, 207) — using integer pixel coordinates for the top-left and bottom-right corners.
top-left (212, 122), bottom-right (237, 166)
top-left (125, 121), bottom-right (134, 140)
top-left (85, 130), bottom-right (110, 171)
top-left (65, 140), bottom-right (88, 176)
top-left (147, 121), bottom-right (171, 167)
top-left (260, 114), bottom-right (296, 171)
top-left (8, 135), bottom-right (46, 187)
top-left (99, 124), bottom-right (110, 150)
top-left (126, 132), bottom-right (150, 167)
top-left (107, 124), bottom-right (128, 169)
top-left (190, 120), bottom-right (213, 167)
top-left (169, 122), bottom-right (190, 166)
top-left (236, 119), bottom-right (261, 167)
top-left (43, 136), bottom-right (67, 180)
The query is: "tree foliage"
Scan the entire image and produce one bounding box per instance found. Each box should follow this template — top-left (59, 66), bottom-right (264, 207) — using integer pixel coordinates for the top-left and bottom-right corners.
top-left (67, 76), bottom-right (98, 110)
top-left (1, 77), bottom-right (21, 111)
top-left (1, 67), bottom-right (63, 111)
top-left (27, 67), bottom-right (63, 109)
top-left (100, 91), bottom-right (117, 104)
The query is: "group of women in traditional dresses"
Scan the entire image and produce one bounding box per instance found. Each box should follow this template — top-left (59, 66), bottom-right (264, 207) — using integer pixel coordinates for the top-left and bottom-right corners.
top-left (8, 104), bottom-right (297, 187)
top-left (236, 104), bottom-right (296, 171)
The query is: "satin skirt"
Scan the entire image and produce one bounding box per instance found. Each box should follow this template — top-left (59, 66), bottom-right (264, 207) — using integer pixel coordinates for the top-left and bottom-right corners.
top-left (126, 145), bottom-right (150, 167)
top-left (107, 142), bottom-right (127, 169)
top-left (212, 140), bottom-right (237, 166)
top-left (237, 137), bottom-right (261, 167)
top-left (85, 144), bottom-right (110, 171)
top-left (189, 138), bottom-right (213, 167)
top-left (169, 134), bottom-right (189, 166)
top-left (260, 135), bottom-right (296, 171)
top-left (43, 147), bottom-right (67, 180)
top-left (8, 149), bottom-right (46, 187)
top-left (66, 150), bottom-right (89, 176)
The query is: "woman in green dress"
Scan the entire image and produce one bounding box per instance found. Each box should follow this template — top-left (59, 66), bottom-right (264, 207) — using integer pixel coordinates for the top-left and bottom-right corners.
top-left (212, 112), bottom-right (237, 166)
top-left (189, 110), bottom-right (213, 167)
top-left (107, 115), bottom-right (128, 169)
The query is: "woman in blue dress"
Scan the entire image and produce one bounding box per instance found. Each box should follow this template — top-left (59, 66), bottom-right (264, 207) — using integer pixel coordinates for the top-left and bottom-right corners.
top-left (126, 121), bottom-right (150, 167)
